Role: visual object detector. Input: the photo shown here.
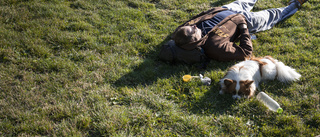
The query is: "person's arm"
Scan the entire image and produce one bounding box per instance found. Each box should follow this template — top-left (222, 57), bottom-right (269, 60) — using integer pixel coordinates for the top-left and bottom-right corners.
top-left (202, 15), bottom-right (253, 61)
top-left (237, 23), bottom-right (253, 58)
top-left (204, 38), bottom-right (252, 61)
top-left (213, 24), bottom-right (252, 61)
top-left (218, 16), bottom-right (252, 61)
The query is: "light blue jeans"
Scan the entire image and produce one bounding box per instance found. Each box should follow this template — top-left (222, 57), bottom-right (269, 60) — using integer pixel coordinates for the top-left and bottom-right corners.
top-left (222, 0), bottom-right (298, 33)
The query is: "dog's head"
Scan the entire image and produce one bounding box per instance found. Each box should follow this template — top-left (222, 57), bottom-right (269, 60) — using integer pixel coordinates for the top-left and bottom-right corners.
top-left (221, 79), bottom-right (254, 99)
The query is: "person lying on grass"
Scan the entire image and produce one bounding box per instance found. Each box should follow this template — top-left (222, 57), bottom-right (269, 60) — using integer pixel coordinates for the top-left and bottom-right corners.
top-left (173, 0), bottom-right (308, 61)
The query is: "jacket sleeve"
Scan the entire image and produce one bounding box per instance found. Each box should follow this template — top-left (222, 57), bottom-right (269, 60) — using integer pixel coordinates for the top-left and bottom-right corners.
top-left (222, 15), bottom-right (253, 61)
top-left (237, 27), bottom-right (253, 58)
top-left (212, 27), bottom-right (253, 61)
top-left (201, 14), bottom-right (253, 61)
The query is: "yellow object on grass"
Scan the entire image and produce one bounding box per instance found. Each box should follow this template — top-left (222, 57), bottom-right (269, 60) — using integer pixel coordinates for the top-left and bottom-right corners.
top-left (182, 75), bottom-right (192, 82)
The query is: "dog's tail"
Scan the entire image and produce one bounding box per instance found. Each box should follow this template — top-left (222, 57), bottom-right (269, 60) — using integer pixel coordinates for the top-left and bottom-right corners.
top-left (275, 61), bottom-right (301, 83)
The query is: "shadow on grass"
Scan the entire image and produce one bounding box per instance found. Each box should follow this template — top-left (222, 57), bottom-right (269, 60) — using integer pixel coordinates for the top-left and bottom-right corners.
top-left (112, 33), bottom-right (235, 88)
top-left (112, 36), bottom-right (186, 87)
top-left (113, 52), bottom-right (236, 88)
top-left (258, 80), bottom-right (298, 97)
top-left (187, 81), bottom-right (236, 115)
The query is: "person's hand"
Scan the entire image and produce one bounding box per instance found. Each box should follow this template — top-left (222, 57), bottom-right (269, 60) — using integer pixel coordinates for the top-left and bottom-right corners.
top-left (238, 24), bottom-right (247, 30)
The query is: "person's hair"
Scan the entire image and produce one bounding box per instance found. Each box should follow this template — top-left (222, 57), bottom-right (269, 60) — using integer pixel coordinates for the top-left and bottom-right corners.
top-left (173, 27), bottom-right (196, 46)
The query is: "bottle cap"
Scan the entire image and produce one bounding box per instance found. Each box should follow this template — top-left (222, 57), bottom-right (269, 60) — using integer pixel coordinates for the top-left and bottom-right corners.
top-left (277, 108), bottom-right (283, 114)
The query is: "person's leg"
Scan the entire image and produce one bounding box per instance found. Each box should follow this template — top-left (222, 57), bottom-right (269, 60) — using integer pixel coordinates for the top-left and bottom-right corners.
top-left (247, 2), bottom-right (298, 33)
top-left (222, 0), bottom-right (300, 34)
top-left (221, 0), bottom-right (259, 33)
top-left (222, 0), bottom-right (258, 13)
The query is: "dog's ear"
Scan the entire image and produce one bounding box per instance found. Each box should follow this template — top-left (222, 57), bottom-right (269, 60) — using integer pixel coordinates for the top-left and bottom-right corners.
top-left (224, 79), bottom-right (234, 86)
top-left (245, 80), bottom-right (254, 87)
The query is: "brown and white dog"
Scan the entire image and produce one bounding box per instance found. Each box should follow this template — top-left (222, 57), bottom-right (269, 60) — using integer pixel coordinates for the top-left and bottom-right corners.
top-left (219, 56), bottom-right (301, 99)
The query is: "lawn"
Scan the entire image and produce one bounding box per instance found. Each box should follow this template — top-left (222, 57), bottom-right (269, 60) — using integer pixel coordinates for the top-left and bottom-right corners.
top-left (0, 0), bottom-right (319, 136)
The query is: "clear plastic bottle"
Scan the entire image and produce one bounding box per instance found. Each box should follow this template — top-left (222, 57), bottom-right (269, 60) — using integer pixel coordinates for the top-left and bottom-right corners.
top-left (256, 92), bottom-right (283, 114)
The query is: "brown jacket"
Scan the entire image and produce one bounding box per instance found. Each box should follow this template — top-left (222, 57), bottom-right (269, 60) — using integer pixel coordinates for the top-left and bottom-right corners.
top-left (173, 7), bottom-right (253, 61)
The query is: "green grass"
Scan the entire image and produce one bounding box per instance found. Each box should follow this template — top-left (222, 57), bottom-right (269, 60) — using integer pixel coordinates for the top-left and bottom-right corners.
top-left (0, 0), bottom-right (319, 136)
